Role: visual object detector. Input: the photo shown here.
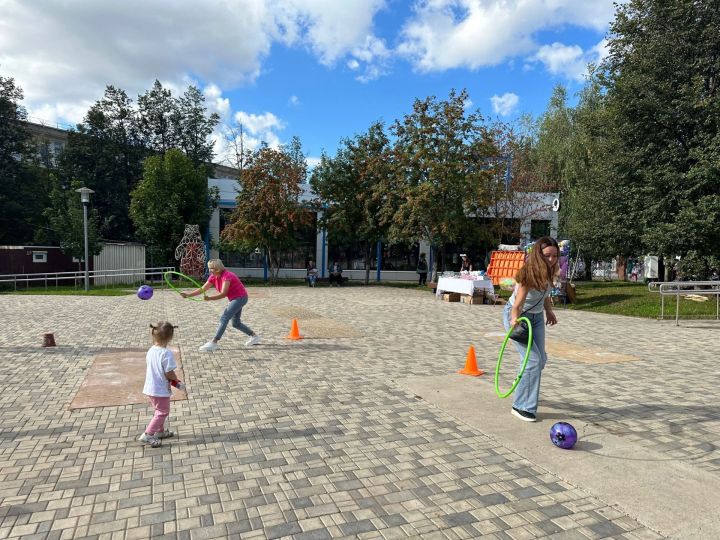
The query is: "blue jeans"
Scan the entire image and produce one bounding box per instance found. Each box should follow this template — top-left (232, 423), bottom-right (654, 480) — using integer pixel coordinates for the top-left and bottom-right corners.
top-left (503, 303), bottom-right (547, 415)
top-left (214, 296), bottom-right (254, 341)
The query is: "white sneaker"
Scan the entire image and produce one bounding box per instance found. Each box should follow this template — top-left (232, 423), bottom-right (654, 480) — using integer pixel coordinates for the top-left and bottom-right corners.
top-left (199, 341), bottom-right (218, 352)
top-left (138, 433), bottom-right (162, 447)
top-left (245, 335), bottom-right (261, 347)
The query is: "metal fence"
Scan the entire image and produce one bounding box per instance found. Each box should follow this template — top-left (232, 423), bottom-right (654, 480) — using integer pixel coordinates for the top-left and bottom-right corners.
top-left (648, 280), bottom-right (720, 325)
top-left (0, 267), bottom-right (175, 291)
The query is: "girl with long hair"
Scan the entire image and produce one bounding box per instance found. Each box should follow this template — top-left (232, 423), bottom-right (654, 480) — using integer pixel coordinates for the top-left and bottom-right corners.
top-left (503, 237), bottom-right (559, 422)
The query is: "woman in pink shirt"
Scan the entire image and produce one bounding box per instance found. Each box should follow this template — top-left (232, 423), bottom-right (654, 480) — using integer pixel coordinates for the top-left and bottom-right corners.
top-left (182, 259), bottom-right (260, 352)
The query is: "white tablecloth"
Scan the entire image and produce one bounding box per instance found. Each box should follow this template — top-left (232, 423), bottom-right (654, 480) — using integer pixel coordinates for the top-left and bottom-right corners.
top-left (436, 277), bottom-right (494, 297)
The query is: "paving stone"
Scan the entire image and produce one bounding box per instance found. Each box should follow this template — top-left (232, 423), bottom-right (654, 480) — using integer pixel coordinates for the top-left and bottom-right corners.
top-left (0, 289), bottom-right (692, 539)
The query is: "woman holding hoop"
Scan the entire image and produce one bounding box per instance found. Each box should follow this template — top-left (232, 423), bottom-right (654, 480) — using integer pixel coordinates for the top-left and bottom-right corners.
top-left (504, 237), bottom-right (559, 422)
top-left (181, 259), bottom-right (261, 352)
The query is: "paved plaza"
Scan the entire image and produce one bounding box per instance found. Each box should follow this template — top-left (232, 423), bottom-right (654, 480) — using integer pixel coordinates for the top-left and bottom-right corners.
top-left (1, 286), bottom-right (719, 539)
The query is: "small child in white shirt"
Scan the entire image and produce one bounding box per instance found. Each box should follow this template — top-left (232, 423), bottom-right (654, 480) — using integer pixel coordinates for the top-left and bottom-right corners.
top-left (138, 322), bottom-right (184, 448)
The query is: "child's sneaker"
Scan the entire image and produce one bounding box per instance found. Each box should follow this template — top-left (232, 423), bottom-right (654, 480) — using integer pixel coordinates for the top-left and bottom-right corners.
top-left (138, 433), bottom-right (162, 447)
top-left (154, 429), bottom-right (174, 439)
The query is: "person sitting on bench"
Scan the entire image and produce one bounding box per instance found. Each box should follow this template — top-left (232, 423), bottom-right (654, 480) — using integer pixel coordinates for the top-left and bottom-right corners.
top-left (329, 260), bottom-right (343, 286)
top-left (306, 260), bottom-right (319, 287)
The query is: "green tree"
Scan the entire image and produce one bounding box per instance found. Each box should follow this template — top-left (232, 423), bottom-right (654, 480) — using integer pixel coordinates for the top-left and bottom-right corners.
top-left (600, 0), bottom-right (720, 260)
top-left (311, 122), bottom-right (394, 284)
top-left (130, 149), bottom-right (216, 265)
top-left (0, 75), bottom-right (39, 244)
top-left (136, 80), bottom-right (179, 154)
top-left (56, 86), bottom-right (148, 241)
top-left (221, 140), bottom-right (309, 282)
top-left (44, 176), bottom-right (103, 260)
top-left (389, 89), bottom-right (498, 273)
top-left (176, 85), bottom-right (220, 174)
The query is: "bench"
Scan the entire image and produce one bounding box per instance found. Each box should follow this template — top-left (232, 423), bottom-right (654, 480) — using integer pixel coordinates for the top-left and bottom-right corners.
top-left (314, 276), bottom-right (349, 285)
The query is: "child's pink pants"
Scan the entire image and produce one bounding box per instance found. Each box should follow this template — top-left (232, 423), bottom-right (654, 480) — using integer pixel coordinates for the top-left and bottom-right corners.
top-left (146, 396), bottom-right (170, 434)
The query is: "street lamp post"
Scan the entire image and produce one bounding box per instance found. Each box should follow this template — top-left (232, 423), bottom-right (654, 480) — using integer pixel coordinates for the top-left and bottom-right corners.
top-left (75, 187), bottom-right (94, 291)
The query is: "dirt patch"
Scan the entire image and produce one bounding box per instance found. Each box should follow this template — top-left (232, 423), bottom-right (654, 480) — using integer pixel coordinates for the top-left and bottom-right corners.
top-left (69, 347), bottom-right (187, 409)
top-left (483, 333), bottom-right (640, 364)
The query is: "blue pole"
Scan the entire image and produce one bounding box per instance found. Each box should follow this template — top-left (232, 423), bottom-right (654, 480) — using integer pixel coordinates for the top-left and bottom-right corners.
top-left (321, 227), bottom-right (326, 278)
top-left (263, 252), bottom-right (268, 282)
top-left (376, 240), bottom-right (382, 282)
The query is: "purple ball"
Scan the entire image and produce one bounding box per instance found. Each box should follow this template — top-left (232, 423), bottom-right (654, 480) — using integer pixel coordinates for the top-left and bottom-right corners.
top-left (550, 422), bottom-right (577, 449)
top-left (137, 285), bottom-right (153, 300)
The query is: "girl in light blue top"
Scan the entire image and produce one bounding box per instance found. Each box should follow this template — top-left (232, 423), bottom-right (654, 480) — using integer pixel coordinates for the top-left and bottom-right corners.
top-left (503, 237), bottom-right (559, 422)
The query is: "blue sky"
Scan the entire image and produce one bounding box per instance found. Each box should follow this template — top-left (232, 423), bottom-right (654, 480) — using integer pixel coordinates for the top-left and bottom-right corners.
top-left (1, 0), bottom-right (617, 166)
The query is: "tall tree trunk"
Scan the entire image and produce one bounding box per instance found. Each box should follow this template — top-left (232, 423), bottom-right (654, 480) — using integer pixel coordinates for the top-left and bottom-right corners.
top-left (616, 255), bottom-right (627, 281)
top-left (583, 255), bottom-right (592, 281)
top-left (364, 240), bottom-right (372, 285)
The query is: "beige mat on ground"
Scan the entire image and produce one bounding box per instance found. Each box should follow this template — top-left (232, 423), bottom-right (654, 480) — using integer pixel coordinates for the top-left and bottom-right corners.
top-left (483, 332), bottom-right (640, 363)
top-left (69, 347), bottom-right (187, 410)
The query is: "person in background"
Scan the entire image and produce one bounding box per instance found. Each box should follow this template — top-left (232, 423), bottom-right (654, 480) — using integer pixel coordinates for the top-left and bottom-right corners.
top-left (459, 254), bottom-right (473, 272)
top-left (306, 259), bottom-right (319, 287)
top-left (416, 253), bottom-right (428, 285)
top-left (328, 260), bottom-right (343, 286)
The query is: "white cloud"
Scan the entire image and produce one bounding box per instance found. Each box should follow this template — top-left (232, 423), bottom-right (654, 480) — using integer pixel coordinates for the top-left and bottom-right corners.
top-left (0, 0), bottom-right (388, 126)
top-left (306, 156), bottom-right (322, 169)
top-left (531, 39), bottom-right (608, 80)
top-left (397, 0), bottom-right (616, 72)
top-left (347, 59), bottom-right (360, 70)
top-left (203, 83), bottom-right (231, 120)
top-left (289, 95), bottom-right (301, 107)
top-left (490, 93), bottom-right (519, 116)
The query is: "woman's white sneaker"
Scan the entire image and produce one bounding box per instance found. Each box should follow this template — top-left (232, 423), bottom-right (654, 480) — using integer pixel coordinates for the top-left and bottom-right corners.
top-left (245, 335), bottom-right (261, 347)
top-left (199, 341), bottom-right (218, 352)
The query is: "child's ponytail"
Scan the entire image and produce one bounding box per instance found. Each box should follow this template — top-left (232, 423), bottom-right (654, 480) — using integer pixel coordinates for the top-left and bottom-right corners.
top-left (150, 322), bottom-right (178, 345)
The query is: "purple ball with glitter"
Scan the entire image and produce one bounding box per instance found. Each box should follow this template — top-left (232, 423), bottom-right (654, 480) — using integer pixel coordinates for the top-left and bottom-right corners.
top-left (550, 422), bottom-right (577, 450)
top-left (137, 285), bottom-right (153, 300)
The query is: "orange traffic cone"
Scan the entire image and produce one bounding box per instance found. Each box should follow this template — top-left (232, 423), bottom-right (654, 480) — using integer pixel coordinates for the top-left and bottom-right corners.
top-left (458, 345), bottom-right (483, 376)
top-left (286, 318), bottom-right (303, 340)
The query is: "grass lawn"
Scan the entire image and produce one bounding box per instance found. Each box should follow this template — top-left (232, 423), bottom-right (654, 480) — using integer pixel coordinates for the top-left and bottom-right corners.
top-left (0, 285), bottom-right (134, 296)
top-left (565, 281), bottom-right (719, 320)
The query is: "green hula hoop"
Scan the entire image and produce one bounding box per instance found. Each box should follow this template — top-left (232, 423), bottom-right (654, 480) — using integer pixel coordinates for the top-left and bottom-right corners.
top-left (163, 271), bottom-right (206, 302)
top-left (495, 316), bottom-right (533, 399)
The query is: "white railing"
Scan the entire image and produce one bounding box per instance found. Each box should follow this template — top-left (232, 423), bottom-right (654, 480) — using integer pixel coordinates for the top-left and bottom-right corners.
top-left (648, 280), bottom-right (720, 325)
top-left (0, 267), bottom-right (175, 291)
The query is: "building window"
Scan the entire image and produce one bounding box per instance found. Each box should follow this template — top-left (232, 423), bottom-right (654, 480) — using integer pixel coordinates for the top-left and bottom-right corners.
top-left (530, 219), bottom-right (551, 240)
top-left (328, 240), bottom-right (376, 271)
top-left (32, 251), bottom-right (47, 263)
top-left (381, 242), bottom-right (419, 271)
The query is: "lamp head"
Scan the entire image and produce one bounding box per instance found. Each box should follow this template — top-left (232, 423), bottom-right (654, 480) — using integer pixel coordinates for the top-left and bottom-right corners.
top-left (75, 187), bottom-right (95, 203)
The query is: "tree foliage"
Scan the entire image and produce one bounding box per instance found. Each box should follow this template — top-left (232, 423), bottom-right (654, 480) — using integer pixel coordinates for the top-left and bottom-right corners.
top-left (221, 138), bottom-right (310, 282)
top-left (600, 0), bottom-right (720, 258)
top-left (310, 122), bottom-right (394, 284)
top-left (55, 86), bottom-right (148, 241)
top-left (0, 75), bottom-right (41, 244)
top-left (44, 176), bottom-right (103, 260)
top-left (130, 149), bottom-right (216, 265)
top-left (389, 89), bottom-right (499, 272)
